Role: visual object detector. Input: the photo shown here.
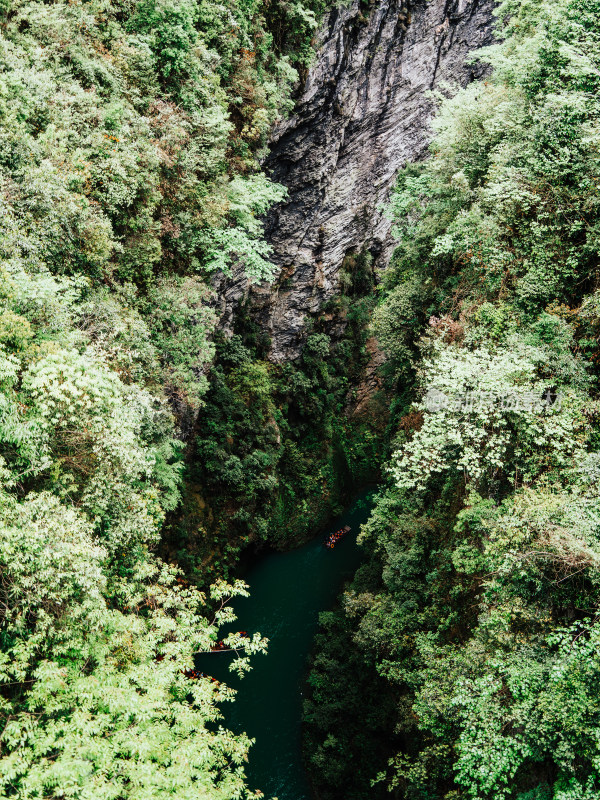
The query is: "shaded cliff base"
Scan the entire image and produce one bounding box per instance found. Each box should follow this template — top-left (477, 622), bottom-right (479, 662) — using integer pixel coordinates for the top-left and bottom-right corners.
top-left (163, 279), bottom-right (403, 583)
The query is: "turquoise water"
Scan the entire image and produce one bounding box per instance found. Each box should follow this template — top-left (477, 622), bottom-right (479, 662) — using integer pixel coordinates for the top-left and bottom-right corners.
top-left (199, 490), bottom-right (376, 800)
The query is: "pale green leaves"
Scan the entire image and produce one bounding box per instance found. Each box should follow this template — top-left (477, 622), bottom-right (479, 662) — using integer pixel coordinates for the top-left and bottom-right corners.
top-left (391, 336), bottom-right (590, 492)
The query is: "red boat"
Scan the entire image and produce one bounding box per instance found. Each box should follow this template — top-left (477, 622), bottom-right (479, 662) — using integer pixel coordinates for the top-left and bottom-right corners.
top-left (323, 525), bottom-right (351, 549)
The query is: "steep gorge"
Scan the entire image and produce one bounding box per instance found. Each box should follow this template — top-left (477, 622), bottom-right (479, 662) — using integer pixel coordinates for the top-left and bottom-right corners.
top-left (217, 0), bottom-right (495, 360)
top-left (182, 0), bottom-right (497, 580)
top-left (3, 0), bottom-right (600, 796)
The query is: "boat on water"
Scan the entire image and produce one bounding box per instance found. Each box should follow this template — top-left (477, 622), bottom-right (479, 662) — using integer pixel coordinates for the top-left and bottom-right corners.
top-left (323, 525), bottom-right (351, 549)
top-left (209, 631), bottom-right (248, 653)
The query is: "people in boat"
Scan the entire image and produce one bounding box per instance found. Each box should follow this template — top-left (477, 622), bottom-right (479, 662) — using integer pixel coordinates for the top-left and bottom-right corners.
top-left (182, 668), bottom-right (207, 680)
top-left (323, 525), bottom-right (351, 548)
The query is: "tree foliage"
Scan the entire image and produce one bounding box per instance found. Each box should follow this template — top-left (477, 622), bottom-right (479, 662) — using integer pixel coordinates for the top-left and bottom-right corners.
top-left (305, 1), bottom-right (600, 798)
top-left (0, 0), bottom-right (329, 792)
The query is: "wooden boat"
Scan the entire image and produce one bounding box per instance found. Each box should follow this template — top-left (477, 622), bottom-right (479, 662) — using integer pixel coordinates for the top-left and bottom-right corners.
top-left (323, 525), bottom-right (351, 549)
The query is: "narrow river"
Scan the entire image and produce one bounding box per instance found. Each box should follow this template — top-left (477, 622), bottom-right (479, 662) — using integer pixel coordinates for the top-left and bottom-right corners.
top-left (201, 489), bottom-right (376, 800)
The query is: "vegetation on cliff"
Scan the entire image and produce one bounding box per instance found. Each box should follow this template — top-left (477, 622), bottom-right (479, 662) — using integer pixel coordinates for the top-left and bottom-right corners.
top-left (172, 254), bottom-right (387, 582)
top-left (304, 1), bottom-right (600, 798)
top-left (0, 0), bottom-right (329, 793)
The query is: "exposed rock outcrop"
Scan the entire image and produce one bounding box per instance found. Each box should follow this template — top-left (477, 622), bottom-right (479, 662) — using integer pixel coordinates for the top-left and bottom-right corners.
top-left (216, 0), bottom-right (495, 360)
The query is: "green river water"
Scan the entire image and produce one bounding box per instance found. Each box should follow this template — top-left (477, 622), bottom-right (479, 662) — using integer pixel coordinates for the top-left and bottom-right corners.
top-left (199, 489), bottom-right (376, 800)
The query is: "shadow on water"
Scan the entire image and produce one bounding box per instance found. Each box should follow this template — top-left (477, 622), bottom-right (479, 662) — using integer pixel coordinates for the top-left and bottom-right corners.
top-left (197, 488), bottom-right (377, 800)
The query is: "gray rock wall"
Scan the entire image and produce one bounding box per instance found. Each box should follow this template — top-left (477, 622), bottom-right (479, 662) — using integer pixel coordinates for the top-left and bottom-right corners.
top-left (216, 0), bottom-right (496, 360)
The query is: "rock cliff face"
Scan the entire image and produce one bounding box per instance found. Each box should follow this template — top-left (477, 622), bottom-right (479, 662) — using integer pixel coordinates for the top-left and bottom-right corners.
top-left (217, 0), bottom-right (495, 360)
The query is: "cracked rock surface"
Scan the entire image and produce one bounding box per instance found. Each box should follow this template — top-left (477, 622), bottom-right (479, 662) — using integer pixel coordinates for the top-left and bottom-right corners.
top-left (216, 0), bottom-right (495, 360)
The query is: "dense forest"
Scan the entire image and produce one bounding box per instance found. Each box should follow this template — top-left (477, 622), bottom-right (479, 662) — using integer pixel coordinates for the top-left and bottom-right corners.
top-left (304, 1), bottom-right (600, 798)
top-left (1, 0), bottom-right (600, 796)
top-left (0, 0), bottom-right (332, 793)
